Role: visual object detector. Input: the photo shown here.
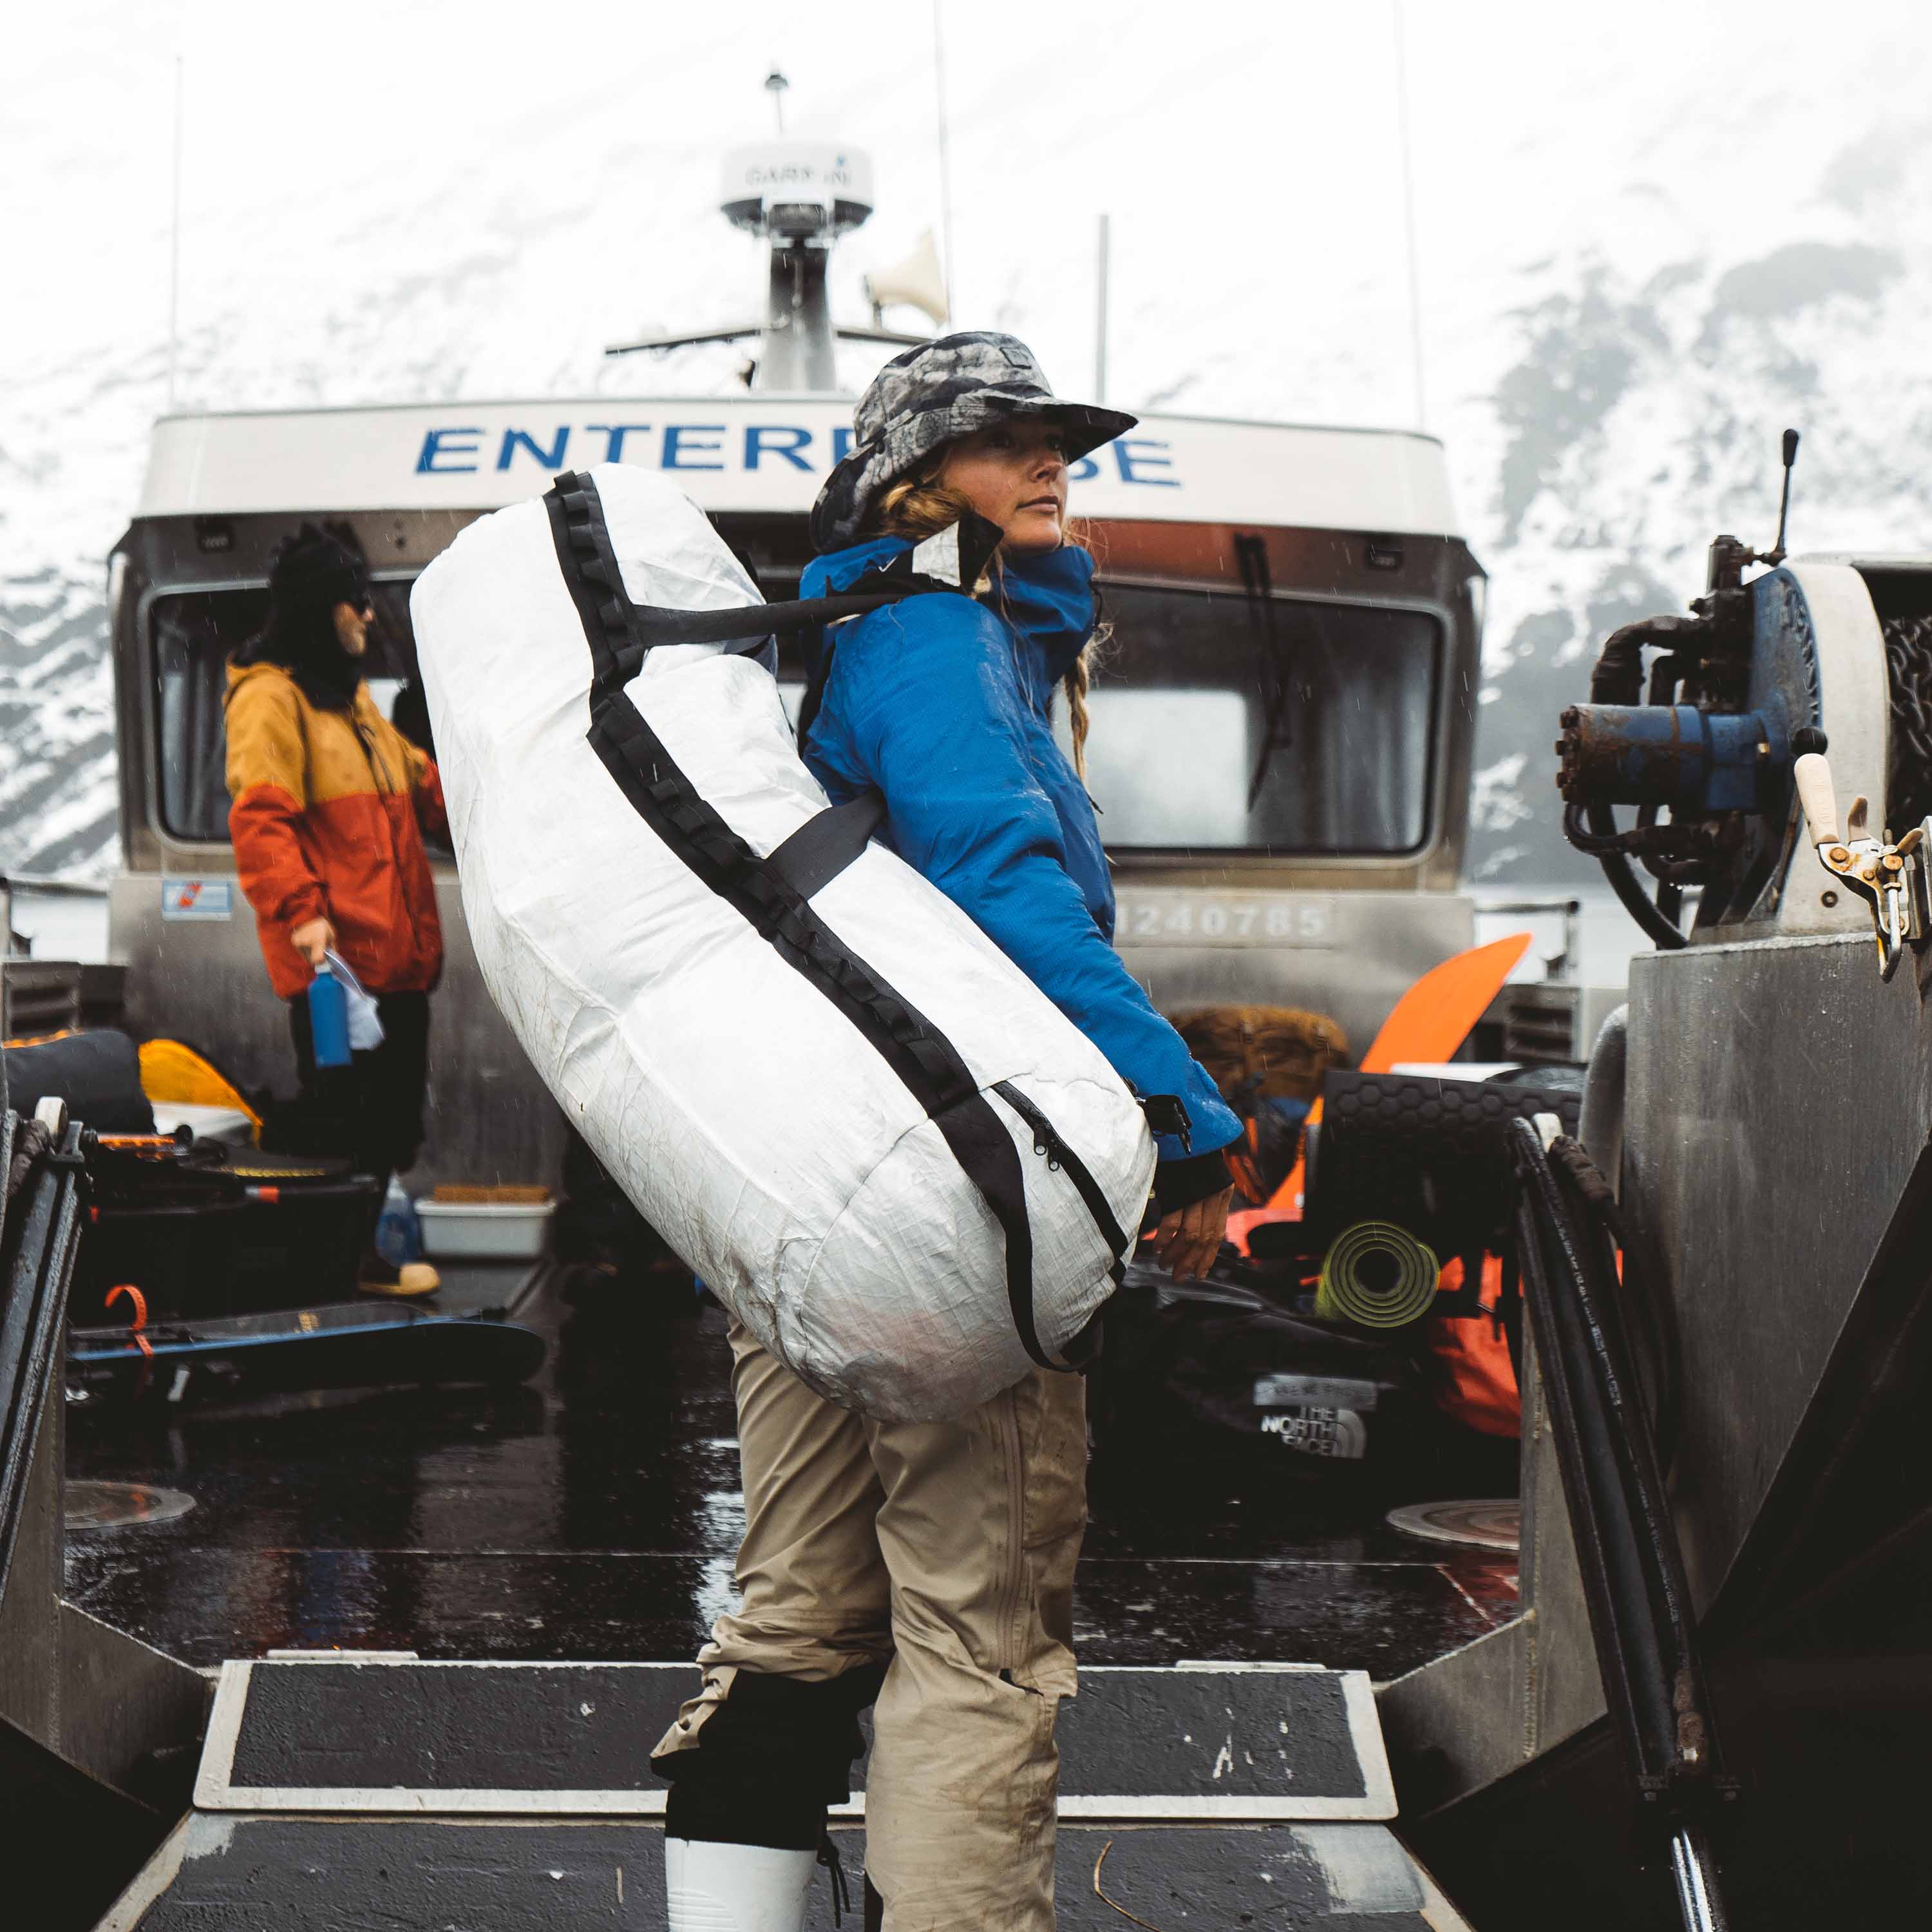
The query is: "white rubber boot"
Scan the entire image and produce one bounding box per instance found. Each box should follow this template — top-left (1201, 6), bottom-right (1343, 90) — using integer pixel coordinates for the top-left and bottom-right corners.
top-left (665, 1837), bottom-right (817, 1932)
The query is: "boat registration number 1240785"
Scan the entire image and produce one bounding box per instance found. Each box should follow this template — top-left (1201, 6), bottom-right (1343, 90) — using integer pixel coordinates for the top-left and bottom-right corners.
top-left (1113, 893), bottom-right (1336, 947)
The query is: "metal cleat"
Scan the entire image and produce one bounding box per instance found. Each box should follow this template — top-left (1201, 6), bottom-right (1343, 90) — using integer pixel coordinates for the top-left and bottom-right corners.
top-left (1793, 751), bottom-right (1928, 980)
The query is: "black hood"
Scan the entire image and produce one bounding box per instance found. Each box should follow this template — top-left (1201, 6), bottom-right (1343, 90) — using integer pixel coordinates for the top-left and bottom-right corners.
top-left (234, 522), bottom-right (372, 708)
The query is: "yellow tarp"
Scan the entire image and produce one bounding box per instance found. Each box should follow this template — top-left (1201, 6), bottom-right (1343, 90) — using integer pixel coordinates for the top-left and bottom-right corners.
top-left (137, 1038), bottom-right (263, 1139)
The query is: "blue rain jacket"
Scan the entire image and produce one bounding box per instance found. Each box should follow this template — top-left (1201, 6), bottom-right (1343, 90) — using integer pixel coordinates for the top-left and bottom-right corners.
top-left (798, 536), bottom-right (1243, 1166)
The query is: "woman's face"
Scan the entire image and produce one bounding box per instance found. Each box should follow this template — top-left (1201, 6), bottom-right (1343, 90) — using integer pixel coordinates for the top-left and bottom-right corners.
top-left (332, 597), bottom-right (373, 657)
top-left (936, 419), bottom-right (1070, 553)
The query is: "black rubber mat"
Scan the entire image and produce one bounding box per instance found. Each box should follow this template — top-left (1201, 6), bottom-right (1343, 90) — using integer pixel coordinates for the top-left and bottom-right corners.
top-left (117, 1814), bottom-right (1465, 1928)
top-left (198, 1658), bottom-right (1387, 1814)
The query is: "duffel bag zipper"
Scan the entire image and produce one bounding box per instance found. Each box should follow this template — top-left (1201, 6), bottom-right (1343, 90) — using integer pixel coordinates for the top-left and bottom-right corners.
top-left (991, 1081), bottom-right (1130, 1261)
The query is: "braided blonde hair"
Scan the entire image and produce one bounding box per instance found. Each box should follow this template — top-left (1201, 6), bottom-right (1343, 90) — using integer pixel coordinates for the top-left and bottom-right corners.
top-left (871, 459), bottom-right (1099, 779)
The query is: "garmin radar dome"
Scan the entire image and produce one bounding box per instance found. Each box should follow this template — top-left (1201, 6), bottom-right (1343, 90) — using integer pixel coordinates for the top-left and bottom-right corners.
top-left (411, 463), bottom-right (1157, 1423)
top-left (719, 140), bottom-right (875, 239)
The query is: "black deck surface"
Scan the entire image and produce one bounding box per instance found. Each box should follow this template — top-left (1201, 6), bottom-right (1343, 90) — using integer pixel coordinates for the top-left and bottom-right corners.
top-left (65, 1267), bottom-right (1518, 1679)
top-left (211, 1658), bottom-right (1371, 1804)
top-left (129, 1815), bottom-right (1450, 1927)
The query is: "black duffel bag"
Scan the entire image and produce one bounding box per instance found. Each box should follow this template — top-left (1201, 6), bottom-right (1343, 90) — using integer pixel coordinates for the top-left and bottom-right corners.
top-left (3, 1028), bottom-right (154, 1134)
top-left (1090, 1258), bottom-right (1426, 1473)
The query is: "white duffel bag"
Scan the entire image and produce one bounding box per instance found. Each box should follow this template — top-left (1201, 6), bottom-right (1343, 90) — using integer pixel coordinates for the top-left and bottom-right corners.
top-left (412, 464), bottom-right (1156, 1420)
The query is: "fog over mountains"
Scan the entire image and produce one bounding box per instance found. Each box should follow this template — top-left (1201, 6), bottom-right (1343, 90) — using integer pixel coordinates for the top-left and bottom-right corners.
top-left (3, 0), bottom-right (1927, 884)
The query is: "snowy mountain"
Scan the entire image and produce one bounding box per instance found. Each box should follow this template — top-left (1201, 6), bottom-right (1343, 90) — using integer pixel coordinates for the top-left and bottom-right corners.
top-left (1466, 207), bottom-right (1932, 880)
top-left (4, 0), bottom-right (1928, 885)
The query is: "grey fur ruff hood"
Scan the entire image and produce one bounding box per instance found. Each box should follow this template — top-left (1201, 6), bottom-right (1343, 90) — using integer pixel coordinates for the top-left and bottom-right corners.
top-left (809, 331), bottom-right (1137, 553)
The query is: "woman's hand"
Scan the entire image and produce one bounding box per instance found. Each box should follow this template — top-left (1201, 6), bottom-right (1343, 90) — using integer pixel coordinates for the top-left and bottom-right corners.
top-left (1148, 1184), bottom-right (1235, 1282)
top-left (290, 916), bottom-right (336, 969)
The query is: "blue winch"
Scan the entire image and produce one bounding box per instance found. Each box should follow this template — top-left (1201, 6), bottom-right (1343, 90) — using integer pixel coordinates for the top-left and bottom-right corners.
top-left (1556, 430), bottom-right (1824, 948)
top-left (1558, 702), bottom-right (1779, 817)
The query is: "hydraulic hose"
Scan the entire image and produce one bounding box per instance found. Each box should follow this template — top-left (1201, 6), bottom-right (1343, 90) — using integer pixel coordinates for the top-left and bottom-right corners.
top-left (1589, 614), bottom-right (1705, 706)
top-left (1586, 800), bottom-right (1690, 949)
top-left (1574, 611), bottom-right (1705, 948)
top-left (1544, 1131), bottom-right (1682, 1473)
top-left (1510, 1117), bottom-right (1730, 1929)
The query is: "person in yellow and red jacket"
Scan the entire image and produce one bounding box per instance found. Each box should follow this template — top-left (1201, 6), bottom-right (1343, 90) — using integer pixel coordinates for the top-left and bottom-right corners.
top-left (225, 524), bottom-right (446, 1296)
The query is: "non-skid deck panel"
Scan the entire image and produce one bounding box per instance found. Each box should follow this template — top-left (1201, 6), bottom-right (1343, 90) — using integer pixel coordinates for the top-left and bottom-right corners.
top-left (198, 1658), bottom-right (1392, 1819)
top-left (1059, 1662), bottom-right (1372, 1812)
top-left (104, 1815), bottom-right (1473, 1930)
top-left (224, 1660), bottom-right (668, 1796)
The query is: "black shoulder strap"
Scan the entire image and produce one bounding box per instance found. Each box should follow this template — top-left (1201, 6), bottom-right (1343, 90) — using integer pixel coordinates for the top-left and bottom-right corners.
top-left (793, 618), bottom-right (845, 746)
top-left (764, 793), bottom-right (886, 900)
top-left (551, 469), bottom-right (1005, 699)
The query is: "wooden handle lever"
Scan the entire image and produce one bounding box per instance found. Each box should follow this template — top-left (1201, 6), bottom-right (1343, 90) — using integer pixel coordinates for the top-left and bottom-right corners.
top-left (1793, 752), bottom-right (1840, 847)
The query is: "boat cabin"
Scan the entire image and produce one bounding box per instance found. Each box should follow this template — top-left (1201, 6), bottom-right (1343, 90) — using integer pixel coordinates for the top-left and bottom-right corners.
top-left (109, 396), bottom-right (1482, 1187)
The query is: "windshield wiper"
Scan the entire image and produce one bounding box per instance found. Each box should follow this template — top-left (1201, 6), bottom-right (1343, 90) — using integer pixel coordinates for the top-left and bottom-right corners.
top-left (1238, 533), bottom-right (1296, 811)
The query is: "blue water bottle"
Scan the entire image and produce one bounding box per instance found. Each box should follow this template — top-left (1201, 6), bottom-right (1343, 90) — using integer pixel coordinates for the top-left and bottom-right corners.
top-left (374, 1177), bottom-right (423, 1265)
top-left (307, 963), bottom-right (353, 1068)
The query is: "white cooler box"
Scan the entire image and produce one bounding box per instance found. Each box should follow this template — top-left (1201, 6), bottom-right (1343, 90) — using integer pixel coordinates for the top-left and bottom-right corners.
top-left (415, 1196), bottom-right (556, 1261)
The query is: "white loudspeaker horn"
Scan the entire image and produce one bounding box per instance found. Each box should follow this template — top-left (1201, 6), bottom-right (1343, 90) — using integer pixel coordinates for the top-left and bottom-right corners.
top-left (864, 229), bottom-right (949, 328)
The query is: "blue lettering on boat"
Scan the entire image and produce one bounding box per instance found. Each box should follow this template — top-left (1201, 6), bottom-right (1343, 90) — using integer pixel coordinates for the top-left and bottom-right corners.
top-left (497, 427), bottom-right (570, 471)
top-left (663, 424), bottom-right (726, 470)
top-left (586, 424), bottom-right (652, 462)
top-left (415, 428), bottom-right (484, 474)
top-left (744, 425), bottom-right (816, 471)
top-left (408, 424), bottom-right (1179, 488)
top-left (1113, 437), bottom-right (1179, 486)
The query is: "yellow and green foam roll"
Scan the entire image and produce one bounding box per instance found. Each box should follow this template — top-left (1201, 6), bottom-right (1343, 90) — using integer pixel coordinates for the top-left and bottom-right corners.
top-left (1316, 1220), bottom-right (1441, 1328)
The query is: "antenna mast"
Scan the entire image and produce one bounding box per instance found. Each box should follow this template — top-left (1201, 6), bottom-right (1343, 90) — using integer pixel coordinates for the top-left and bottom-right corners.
top-left (604, 75), bottom-right (933, 390)
top-left (1392, 0), bottom-right (1426, 430)
top-left (167, 54), bottom-right (185, 410)
top-left (932, 0), bottom-right (956, 319)
top-left (1094, 213), bottom-right (1111, 404)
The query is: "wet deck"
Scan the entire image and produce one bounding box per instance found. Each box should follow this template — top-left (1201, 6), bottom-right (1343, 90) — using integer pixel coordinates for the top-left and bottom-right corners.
top-left (63, 1266), bottom-right (1517, 1679)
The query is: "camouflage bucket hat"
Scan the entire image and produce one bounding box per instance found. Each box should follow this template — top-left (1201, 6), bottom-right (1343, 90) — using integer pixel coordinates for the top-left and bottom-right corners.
top-left (809, 330), bottom-right (1138, 552)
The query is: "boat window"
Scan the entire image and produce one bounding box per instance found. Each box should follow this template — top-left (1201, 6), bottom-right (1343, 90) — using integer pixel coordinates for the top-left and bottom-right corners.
top-left (151, 582), bottom-right (430, 844)
top-left (1073, 585), bottom-right (1440, 853)
top-left (773, 583), bottom-right (1438, 854)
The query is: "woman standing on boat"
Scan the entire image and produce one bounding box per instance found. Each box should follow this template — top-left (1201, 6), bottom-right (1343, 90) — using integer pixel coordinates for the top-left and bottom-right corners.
top-left (225, 524), bottom-right (447, 1297)
top-left (654, 334), bottom-right (1243, 1932)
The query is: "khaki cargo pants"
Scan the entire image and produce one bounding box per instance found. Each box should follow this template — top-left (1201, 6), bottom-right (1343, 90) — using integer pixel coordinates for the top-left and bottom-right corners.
top-left (654, 1320), bottom-right (1088, 1930)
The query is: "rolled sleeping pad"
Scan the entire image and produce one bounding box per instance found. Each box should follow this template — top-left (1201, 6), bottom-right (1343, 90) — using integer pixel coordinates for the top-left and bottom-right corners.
top-left (1307, 1070), bottom-right (1583, 1262)
top-left (411, 465), bottom-right (1157, 1421)
top-left (1315, 1220), bottom-right (1441, 1329)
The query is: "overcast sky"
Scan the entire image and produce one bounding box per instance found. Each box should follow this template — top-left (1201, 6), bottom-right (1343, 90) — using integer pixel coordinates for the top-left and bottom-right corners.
top-left (8, 0), bottom-right (1927, 442)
